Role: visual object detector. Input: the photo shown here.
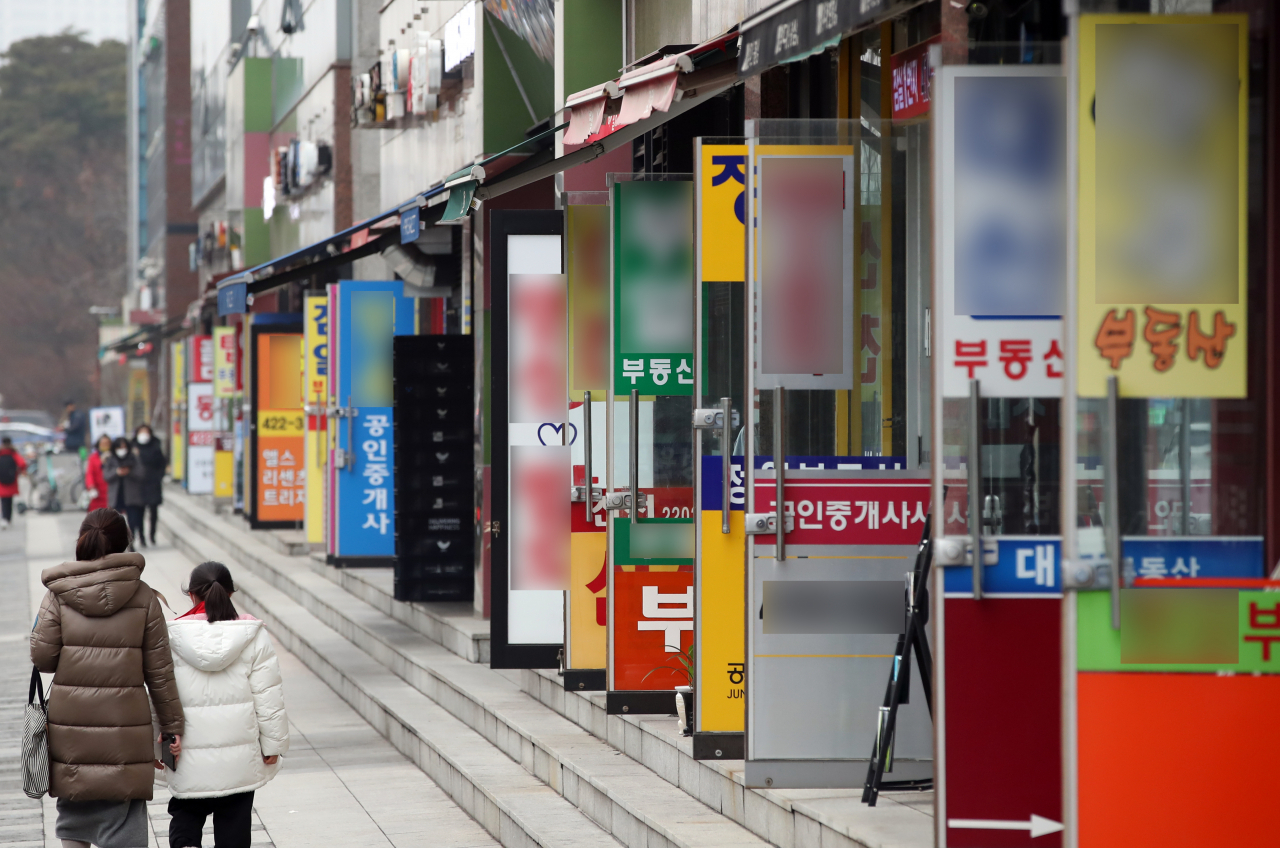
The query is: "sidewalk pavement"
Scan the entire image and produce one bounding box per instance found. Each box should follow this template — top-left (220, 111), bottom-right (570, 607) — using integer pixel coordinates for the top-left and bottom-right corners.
top-left (23, 513), bottom-right (497, 848)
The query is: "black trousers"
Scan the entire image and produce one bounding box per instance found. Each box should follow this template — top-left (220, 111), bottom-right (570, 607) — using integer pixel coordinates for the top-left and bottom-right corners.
top-left (147, 504), bottom-right (159, 542)
top-left (124, 505), bottom-right (145, 545)
top-left (1, 496), bottom-right (11, 522)
top-left (167, 791), bottom-right (254, 848)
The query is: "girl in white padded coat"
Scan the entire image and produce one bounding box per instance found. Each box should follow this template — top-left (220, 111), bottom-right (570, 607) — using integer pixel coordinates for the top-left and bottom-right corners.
top-left (162, 562), bottom-right (288, 848)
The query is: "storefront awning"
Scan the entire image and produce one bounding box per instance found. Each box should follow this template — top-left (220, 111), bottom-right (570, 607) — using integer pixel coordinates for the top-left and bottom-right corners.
top-left (101, 314), bottom-right (190, 355)
top-left (737, 0), bottom-right (914, 79)
top-left (212, 30), bottom-right (740, 316)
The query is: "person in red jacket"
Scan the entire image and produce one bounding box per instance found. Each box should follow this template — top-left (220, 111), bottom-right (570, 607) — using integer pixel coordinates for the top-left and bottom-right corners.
top-left (0, 437), bottom-right (27, 528)
top-left (84, 434), bottom-right (111, 512)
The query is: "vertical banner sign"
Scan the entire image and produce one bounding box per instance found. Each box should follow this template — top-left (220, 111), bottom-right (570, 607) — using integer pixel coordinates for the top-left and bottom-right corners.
top-left (212, 327), bottom-right (238, 398)
top-left (212, 326), bottom-right (238, 498)
top-left (613, 181), bottom-right (695, 396)
top-left (126, 363), bottom-right (150, 435)
top-left (1077, 16), bottom-right (1248, 398)
top-left (191, 334), bottom-right (214, 383)
top-left (170, 341), bottom-right (185, 482)
top-left (934, 65), bottom-right (1068, 848)
top-left (567, 205), bottom-right (610, 676)
top-left (254, 333), bottom-right (305, 525)
top-left (508, 273), bottom-right (570, 591)
top-left (186, 335), bottom-right (214, 494)
top-left (333, 282), bottom-right (415, 563)
top-left (304, 296), bottom-right (329, 545)
top-left (756, 152), bottom-right (855, 390)
top-left (940, 68), bottom-right (1066, 400)
top-left (696, 143), bottom-right (747, 744)
top-left (186, 383), bottom-right (215, 494)
top-left (610, 180), bottom-right (696, 709)
top-left (889, 36), bottom-right (940, 120)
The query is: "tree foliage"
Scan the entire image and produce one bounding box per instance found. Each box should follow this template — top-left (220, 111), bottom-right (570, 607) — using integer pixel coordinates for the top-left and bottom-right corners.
top-left (0, 33), bottom-right (127, 413)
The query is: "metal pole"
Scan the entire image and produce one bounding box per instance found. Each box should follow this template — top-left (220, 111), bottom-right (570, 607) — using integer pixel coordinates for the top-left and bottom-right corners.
top-left (775, 386), bottom-right (785, 561)
top-left (1179, 398), bottom-right (1191, 535)
top-left (1105, 376), bottom-right (1122, 629)
top-left (583, 390), bottom-right (593, 524)
top-left (721, 396), bottom-right (732, 535)
top-left (629, 388), bottom-right (639, 524)
top-left (968, 379), bottom-right (982, 599)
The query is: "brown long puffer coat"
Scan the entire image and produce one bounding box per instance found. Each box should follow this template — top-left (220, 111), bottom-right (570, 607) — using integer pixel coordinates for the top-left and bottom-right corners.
top-left (30, 552), bottom-right (184, 801)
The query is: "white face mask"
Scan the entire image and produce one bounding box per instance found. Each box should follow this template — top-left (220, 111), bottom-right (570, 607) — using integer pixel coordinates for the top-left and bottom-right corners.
top-left (136, 433), bottom-right (151, 445)
top-left (115, 448), bottom-right (128, 458)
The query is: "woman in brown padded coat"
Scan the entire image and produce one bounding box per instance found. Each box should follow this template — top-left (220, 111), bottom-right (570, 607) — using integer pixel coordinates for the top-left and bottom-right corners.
top-left (31, 508), bottom-right (185, 848)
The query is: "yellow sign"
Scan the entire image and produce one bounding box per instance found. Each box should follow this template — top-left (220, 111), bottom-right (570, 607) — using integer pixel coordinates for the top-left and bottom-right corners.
top-left (212, 326), bottom-right (238, 398)
top-left (127, 364), bottom-right (150, 435)
top-left (172, 341), bottom-right (186, 403)
top-left (699, 144), bottom-right (747, 283)
top-left (568, 531), bottom-right (607, 669)
top-left (304, 295), bottom-right (328, 545)
top-left (214, 450), bottom-right (235, 497)
top-left (257, 410), bottom-right (305, 436)
top-left (1077, 15), bottom-right (1248, 397)
top-left (697, 510), bottom-right (745, 732)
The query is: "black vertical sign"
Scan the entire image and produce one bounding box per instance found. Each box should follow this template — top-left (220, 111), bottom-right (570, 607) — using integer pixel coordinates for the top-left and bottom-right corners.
top-left (393, 334), bottom-right (475, 602)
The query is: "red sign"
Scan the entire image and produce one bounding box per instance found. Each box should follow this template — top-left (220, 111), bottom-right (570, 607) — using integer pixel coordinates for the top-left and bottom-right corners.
top-left (752, 476), bottom-right (931, 547)
top-left (190, 335), bottom-right (214, 383)
top-left (189, 431), bottom-right (216, 447)
top-left (613, 569), bottom-right (694, 690)
top-left (890, 36), bottom-right (939, 120)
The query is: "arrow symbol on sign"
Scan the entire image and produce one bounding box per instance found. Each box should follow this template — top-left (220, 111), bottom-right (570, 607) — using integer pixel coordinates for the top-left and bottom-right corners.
top-left (948, 816), bottom-right (1063, 839)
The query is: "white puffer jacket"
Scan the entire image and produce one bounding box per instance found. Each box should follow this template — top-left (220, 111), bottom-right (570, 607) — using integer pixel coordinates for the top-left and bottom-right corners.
top-left (164, 616), bottom-right (290, 798)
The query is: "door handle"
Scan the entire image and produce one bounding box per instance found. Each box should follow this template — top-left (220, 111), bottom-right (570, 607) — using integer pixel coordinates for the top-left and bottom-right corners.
top-left (775, 385), bottom-right (785, 561)
top-left (968, 379), bottom-right (982, 599)
top-left (1105, 375), bottom-right (1123, 629)
top-left (346, 394), bottom-right (357, 474)
top-left (630, 389), bottom-right (639, 525)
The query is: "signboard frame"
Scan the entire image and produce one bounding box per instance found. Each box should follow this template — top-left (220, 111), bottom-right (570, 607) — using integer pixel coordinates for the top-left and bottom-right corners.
top-left (247, 322), bottom-right (305, 529)
top-left (489, 209), bottom-right (566, 669)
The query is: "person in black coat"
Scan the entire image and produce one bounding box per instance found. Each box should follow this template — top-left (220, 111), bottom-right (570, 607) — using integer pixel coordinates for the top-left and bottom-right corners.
top-left (103, 436), bottom-right (146, 547)
top-left (133, 424), bottom-right (166, 547)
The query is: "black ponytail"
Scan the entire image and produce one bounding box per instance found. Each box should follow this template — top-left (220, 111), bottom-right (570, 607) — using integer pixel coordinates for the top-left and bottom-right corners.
top-left (184, 561), bottom-right (239, 623)
top-left (77, 509), bottom-right (132, 560)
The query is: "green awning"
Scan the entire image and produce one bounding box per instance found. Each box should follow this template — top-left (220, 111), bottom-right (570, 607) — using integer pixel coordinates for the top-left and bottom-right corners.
top-left (439, 180), bottom-right (478, 223)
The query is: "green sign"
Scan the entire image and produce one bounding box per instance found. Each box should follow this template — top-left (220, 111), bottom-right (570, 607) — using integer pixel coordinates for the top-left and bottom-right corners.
top-left (1078, 590), bottom-right (1280, 674)
top-left (613, 180), bottom-right (694, 396)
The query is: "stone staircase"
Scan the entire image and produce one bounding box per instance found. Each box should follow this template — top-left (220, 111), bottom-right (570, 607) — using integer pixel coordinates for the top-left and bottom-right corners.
top-left (158, 486), bottom-right (932, 848)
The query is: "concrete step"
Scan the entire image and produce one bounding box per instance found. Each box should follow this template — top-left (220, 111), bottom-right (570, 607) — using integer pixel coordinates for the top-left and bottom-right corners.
top-left (158, 504), bottom-right (622, 848)
top-left (161, 494), bottom-right (769, 848)
top-left (160, 487), bottom-right (933, 848)
top-left (162, 482), bottom-right (489, 663)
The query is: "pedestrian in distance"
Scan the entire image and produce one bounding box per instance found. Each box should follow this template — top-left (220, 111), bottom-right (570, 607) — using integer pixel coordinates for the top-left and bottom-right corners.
top-left (84, 435), bottom-right (111, 512)
top-left (30, 508), bottom-right (184, 848)
top-left (133, 425), bottom-right (166, 546)
top-left (103, 437), bottom-right (146, 548)
top-left (163, 561), bottom-right (289, 848)
top-left (0, 435), bottom-right (28, 529)
top-left (60, 399), bottom-right (88, 458)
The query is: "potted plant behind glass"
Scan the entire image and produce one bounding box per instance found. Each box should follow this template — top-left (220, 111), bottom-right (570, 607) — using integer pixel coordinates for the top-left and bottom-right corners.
top-left (642, 645), bottom-right (695, 736)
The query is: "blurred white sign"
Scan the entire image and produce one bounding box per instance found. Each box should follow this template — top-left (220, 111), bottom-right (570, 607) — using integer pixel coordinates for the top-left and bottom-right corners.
top-left (89, 407), bottom-right (125, 443)
top-left (937, 66), bottom-right (1066, 398)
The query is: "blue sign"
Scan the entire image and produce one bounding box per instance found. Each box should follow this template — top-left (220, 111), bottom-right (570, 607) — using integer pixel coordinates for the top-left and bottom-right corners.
top-left (218, 281), bottom-right (247, 316)
top-left (943, 536), bottom-right (1265, 597)
top-left (1124, 536), bottom-right (1263, 580)
top-left (334, 281), bottom-right (416, 558)
top-left (700, 456), bottom-right (910, 512)
top-left (400, 206), bottom-right (420, 244)
top-left (944, 537), bottom-right (1063, 597)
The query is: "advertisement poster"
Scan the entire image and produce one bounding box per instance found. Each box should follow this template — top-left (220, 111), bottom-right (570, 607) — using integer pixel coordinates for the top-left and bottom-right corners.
top-left (1077, 15), bottom-right (1248, 398)
top-left (186, 383), bottom-right (215, 494)
top-left (190, 334), bottom-right (214, 383)
top-left (254, 332), bottom-right (304, 524)
top-left (89, 406), bottom-right (126, 444)
top-left (333, 282), bottom-right (415, 560)
top-left (938, 67), bottom-right (1066, 399)
top-left (304, 296), bottom-right (328, 544)
top-left (613, 181), bottom-right (695, 396)
top-left (699, 144), bottom-right (746, 284)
